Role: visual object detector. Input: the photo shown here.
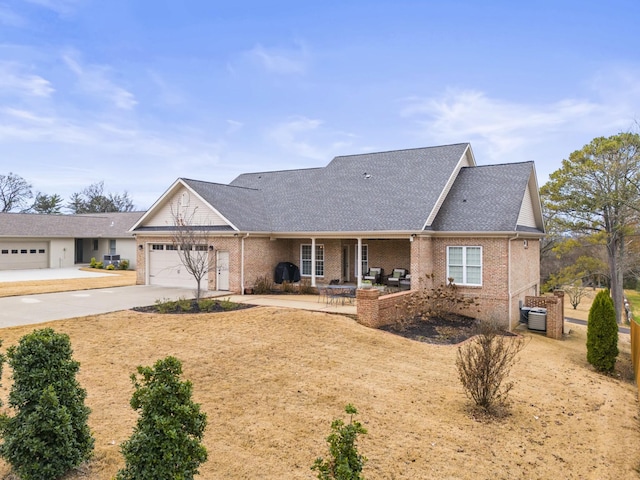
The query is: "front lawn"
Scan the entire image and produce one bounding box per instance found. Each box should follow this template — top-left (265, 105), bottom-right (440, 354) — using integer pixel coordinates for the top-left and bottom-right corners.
top-left (0, 307), bottom-right (635, 479)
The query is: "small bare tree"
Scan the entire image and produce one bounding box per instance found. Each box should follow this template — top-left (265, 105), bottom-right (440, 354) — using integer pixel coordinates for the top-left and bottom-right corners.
top-left (170, 203), bottom-right (213, 302)
top-left (456, 320), bottom-right (525, 415)
top-left (564, 282), bottom-right (589, 310)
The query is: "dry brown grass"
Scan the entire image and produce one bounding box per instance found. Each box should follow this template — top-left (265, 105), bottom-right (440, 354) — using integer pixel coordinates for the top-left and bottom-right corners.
top-left (0, 304), bottom-right (635, 479)
top-left (0, 270), bottom-right (136, 297)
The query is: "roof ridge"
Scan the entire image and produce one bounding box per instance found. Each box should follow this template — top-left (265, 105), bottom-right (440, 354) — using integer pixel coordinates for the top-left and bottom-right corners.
top-left (181, 177), bottom-right (261, 192)
top-left (331, 143), bottom-right (470, 160)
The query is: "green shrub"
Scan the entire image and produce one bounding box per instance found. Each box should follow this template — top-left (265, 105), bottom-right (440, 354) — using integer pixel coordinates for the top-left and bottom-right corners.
top-left (106, 264), bottom-right (116, 270)
top-left (154, 298), bottom-right (176, 314)
top-left (117, 356), bottom-right (208, 480)
top-left (118, 259), bottom-right (130, 270)
top-left (1, 328), bottom-right (94, 480)
top-left (197, 298), bottom-right (217, 311)
top-left (312, 404), bottom-right (367, 480)
top-left (95, 261), bottom-right (104, 269)
top-left (89, 257), bottom-right (97, 268)
top-left (587, 289), bottom-right (618, 373)
top-left (176, 296), bottom-right (193, 312)
top-left (218, 297), bottom-right (237, 311)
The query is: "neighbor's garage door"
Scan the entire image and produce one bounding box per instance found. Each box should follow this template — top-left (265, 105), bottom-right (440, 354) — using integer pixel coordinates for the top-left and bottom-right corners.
top-left (148, 244), bottom-right (207, 289)
top-left (0, 242), bottom-right (48, 270)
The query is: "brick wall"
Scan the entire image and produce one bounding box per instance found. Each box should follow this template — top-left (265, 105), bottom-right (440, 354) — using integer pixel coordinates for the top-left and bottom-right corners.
top-left (357, 288), bottom-right (414, 328)
top-left (524, 291), bottom-right (564, 340)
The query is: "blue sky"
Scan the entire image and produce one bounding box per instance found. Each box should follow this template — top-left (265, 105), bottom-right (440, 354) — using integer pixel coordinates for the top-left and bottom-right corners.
top-left (1, 0), bottom-right (639, 210)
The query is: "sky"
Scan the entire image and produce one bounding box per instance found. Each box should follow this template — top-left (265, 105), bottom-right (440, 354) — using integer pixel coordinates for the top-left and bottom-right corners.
top-left (1, 0), bottom-right (639, 211)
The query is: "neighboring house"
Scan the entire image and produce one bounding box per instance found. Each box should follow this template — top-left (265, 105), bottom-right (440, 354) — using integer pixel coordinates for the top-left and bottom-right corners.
top-left (131, 143), bottom-right (545, 328)
top-left (0, 212), bottom-right (143, 270)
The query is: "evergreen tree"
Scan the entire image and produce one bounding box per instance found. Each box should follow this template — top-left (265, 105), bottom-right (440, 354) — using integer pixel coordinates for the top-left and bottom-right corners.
top-left (1, 328), bottom-right (94, 480)
top-left (117, 356), bottom-right (207, 480)
top-left (587, 289), bottom-right (619, 373)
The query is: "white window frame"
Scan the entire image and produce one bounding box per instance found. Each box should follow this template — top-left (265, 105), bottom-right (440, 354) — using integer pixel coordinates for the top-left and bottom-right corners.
top-left (446, 246), bottom-right (482, 286)
top-left (301, 244), bottom-right (324, 277)
top-left (355, 244), bottom-right (368, 277)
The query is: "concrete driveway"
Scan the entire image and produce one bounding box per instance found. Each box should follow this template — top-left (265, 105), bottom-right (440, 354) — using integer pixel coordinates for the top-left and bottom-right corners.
top-left (0, 285), bottom-right (202, 328)
top-left (0, 267), bottom-right (208, 327)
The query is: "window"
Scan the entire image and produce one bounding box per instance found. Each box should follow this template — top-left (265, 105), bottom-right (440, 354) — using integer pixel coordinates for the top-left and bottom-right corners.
top-left (93, 239), bottom-right (99, 251)
top-left (152, 244), bottom-right (164, 250)
top-left (11, 249), bottom-right (18, 254)
top-left (30, 249), bottom-right (36, 254)
top-left (109, 239), bottom-right (116, 254)
top-left (354, 244), bottom-right (368, 276)
top-left (20, 249), bottom-right (27, 254)
top-left (447, 246), bottom-right (482, 286)
top-left (39, 249), bottom-right (45, 254)
top-left (194, 245), bottom-right (208, 251)
top-left (166, 244), bottom-right (178, 251)
top-left (301, 244), bottom-right (324, 277)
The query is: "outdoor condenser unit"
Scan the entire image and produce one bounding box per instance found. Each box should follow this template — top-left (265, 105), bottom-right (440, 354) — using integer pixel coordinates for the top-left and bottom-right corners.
top-left (527, 308), bottom-right (547, 332)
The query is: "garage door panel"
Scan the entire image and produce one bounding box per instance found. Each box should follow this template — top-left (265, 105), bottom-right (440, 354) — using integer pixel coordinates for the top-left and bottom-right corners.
top-left (149, 246), bottom-right (207, 290)
top-left (0, 242), bottom-right (48, 270)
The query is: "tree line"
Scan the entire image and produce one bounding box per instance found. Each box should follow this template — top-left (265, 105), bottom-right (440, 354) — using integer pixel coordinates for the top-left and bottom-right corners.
top-left (0, 173), bottom-right (134, 214)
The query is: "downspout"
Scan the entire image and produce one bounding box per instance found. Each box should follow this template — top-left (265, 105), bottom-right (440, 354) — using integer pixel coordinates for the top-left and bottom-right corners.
top-left (507, 233), bottom-right (520, 330)
top-left (240, 233), bottom-right (249, 295)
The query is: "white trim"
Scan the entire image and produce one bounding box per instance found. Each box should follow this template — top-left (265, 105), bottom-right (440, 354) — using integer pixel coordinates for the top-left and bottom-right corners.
top-left (446, 245), bottom-right (482, 286)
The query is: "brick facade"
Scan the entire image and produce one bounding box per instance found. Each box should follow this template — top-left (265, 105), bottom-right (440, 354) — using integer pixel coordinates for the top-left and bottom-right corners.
top-left (137, 233), bottom-right (542, 332)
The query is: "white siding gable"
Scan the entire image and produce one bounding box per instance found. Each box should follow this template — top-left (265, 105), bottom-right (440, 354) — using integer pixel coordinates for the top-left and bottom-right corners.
top-left (517, 183), bottom-right (537, 228)
top-left (143, 186), bottom-right (230, 227)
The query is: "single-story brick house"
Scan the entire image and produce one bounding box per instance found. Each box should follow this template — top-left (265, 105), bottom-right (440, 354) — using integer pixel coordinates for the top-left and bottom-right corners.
top-left (130, 143), bottom-right (545, 328)
top-left (0, 211), bottom-right (143, 270)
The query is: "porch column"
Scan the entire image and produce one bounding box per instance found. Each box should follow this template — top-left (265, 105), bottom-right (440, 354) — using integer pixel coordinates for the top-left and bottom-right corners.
top-left (356, 238), bottom-right (362, 288)
top-left (311, 237), bottom-right (316, 287)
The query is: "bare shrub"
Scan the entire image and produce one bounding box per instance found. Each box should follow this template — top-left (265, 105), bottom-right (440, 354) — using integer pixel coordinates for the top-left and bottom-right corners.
top-left (253, 275), bottom-right (273, 294)
top-left (402, 274), bottom-right (480, 323)
top-left (456, 320), bottom-right (525, 415)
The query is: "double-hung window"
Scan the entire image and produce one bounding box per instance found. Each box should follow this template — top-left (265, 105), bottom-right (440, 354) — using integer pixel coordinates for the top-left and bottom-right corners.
top-left (447, 246), bottom-right (482, 286)
top-left (301, 244), bottom-right (324, 277)
top-left (354, 244), bottom-right (368, 277)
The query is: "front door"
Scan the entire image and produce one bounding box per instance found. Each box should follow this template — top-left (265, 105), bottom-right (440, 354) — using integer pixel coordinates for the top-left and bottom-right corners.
top-left (216, 250), bottom-right (229, 290)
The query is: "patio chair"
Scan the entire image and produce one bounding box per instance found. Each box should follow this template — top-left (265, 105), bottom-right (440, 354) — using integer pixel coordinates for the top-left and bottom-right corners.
top-left (363, 267), bottom-right (383, 285)
top-left (385, 268), bottom-right (408, 288)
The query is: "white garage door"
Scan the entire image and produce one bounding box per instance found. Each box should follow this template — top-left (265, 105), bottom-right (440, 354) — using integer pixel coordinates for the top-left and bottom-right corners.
top-left (0, 242), bottom-right (49, 270)
top-left (148, 244), bottom-right (208, 290)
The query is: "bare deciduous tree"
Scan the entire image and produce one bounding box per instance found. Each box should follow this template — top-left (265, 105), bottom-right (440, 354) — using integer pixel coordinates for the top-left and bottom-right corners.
top-left (0, 172), bottom-right (32, 212)
top-left (170, 203), bottom-right (213, 301)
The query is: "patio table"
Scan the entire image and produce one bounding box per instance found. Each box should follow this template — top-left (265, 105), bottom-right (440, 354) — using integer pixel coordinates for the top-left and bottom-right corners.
top-left (326, 285), bottom-right (356, 305)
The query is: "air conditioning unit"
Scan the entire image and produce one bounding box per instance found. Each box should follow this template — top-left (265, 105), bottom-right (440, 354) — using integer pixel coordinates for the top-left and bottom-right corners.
top-left (528, 308), bottom-right (547, 332)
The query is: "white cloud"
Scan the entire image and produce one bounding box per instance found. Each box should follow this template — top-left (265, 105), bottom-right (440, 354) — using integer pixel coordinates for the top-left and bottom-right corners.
top-left (400, 67), bottom-right (640, 173)
top-left (24, 0), bottom-right (83, 16)
top-left (247, 42), bottom-right (308, 75)
top-left (62, 52), bottom-right (137, 110)
top-left (266, 116), bottom-right (328, 160)
top-left (0, 62), bottom-right (54, 97)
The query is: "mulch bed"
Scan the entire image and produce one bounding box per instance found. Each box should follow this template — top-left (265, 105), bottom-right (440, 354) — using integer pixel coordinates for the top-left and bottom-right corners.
top-left (132, 299), bottom-right (254, 314)
top-left (380, 315), bottom-right (480, 345)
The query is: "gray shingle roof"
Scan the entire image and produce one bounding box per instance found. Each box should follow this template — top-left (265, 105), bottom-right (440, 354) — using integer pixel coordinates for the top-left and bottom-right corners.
top-left (0, 212), bottom-right (144, 238)
top-left (225, 144), bottom-right (471, 231)
top-left (147, 144), bottom-right (540, 235)
top-left (430, 162), bottom-right (535, 232)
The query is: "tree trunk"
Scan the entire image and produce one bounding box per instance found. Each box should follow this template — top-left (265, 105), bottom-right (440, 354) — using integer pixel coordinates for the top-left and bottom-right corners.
top-left (607, 236), bottom-right (624, 324)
